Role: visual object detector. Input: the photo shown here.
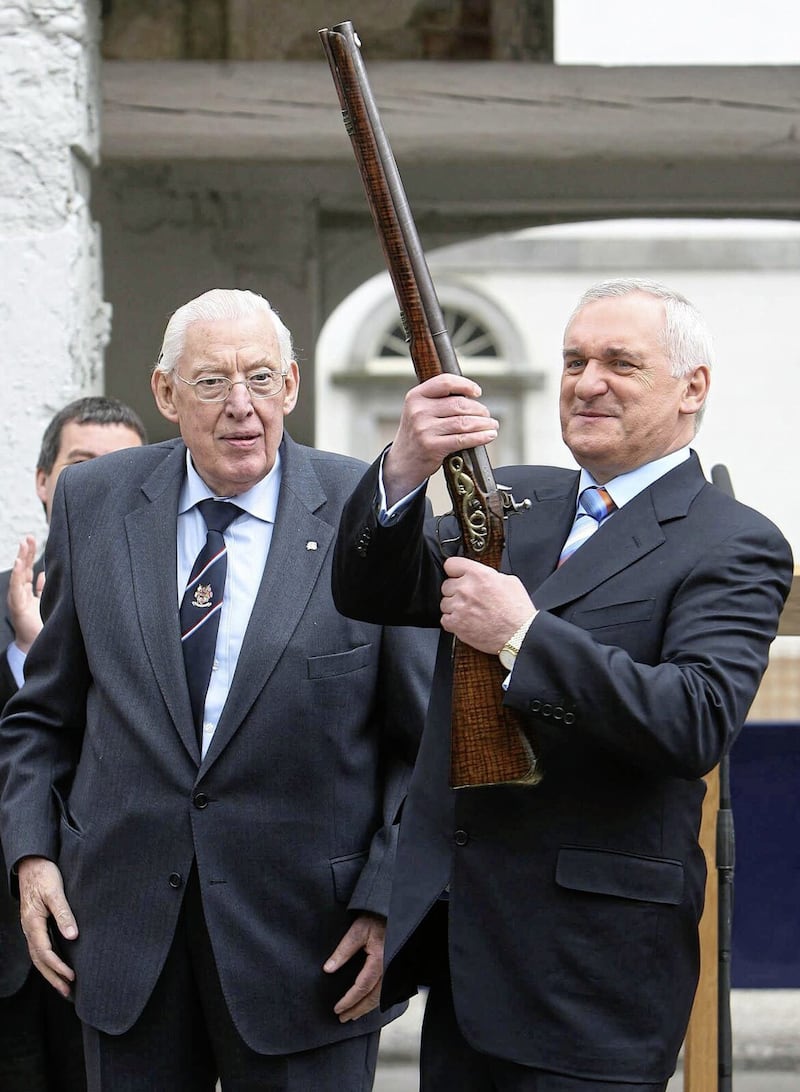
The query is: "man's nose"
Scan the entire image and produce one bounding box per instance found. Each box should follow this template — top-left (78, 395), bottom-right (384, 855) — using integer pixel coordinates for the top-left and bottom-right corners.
top-left (574, 360), bottom-right (608, 397)
top-left (224, 379), bottom-right (254, 413)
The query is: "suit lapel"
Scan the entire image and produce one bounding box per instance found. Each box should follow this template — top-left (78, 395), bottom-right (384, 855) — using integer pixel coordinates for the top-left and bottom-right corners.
top-left (124, 442), bottom-right (197, 759)
top-left (504, 476), bottom-right (578, 590)
top-left (534, 492), bottom-right (666, 611)
top-left (512, 453), bottom-right (706, 612)
top-left (202, 437), bottom-right (334, 766)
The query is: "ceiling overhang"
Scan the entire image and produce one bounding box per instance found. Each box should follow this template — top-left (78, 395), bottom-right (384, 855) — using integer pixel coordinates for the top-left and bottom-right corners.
top-left (101, 60), bottom-right (800, 165)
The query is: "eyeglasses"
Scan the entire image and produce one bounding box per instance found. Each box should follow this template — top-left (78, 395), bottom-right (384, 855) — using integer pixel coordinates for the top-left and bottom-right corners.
top-left (175, 368), bottom-right (288, 402)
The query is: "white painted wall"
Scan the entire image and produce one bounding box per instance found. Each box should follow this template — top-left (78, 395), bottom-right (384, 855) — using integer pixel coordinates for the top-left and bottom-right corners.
top-left (0, 0), bottom-right (109, 561)
top-left (555, 0), bottom-right (800, 64)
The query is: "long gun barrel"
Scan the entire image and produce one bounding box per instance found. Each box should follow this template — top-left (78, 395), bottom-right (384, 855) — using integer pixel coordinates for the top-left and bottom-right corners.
top-left (320, 20), bottom-right (540, 787)
top-left (710, 463), bottom-right (736, 1092)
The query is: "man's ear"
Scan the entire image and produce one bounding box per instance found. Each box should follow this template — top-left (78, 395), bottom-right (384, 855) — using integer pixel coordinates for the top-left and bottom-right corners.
top-left (281, 361), bottom-right (301, 417)
top-left (151, 369), bottom-right (180, 424)
top-left (680, 364), bottom-right (711, 415)
top-left (35, 468), bottom-right (48, 506)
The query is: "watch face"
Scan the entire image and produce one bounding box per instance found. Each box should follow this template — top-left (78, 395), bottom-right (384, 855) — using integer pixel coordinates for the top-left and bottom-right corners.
top-left (499, 647), bottom-right (516, 671)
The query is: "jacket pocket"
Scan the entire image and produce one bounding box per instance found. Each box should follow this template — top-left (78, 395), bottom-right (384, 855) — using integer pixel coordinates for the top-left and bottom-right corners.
top-left (556, 845), bottom-right (684, 905)
top-left (52, 786), bottom-right (82, 836)
top-left (573, 597), bottom-right (656, 630)
top-left (308, 644), bottom-right (372, 679)
top-left (330, 851), bottom-right (368, 903)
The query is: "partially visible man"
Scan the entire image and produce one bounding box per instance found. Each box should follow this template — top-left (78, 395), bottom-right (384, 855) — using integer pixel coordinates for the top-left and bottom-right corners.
top-left (0, 290), bottom-right (434, 1091)
top-left (1, 396), bottom-right (148, 705)
top-left (332, 279), bottom-right (793, 1091)
top-left (0, 396), bottom-right (146, 1092)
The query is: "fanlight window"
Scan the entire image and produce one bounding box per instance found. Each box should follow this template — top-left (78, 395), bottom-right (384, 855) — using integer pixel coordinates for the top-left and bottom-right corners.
top-left (378, 306), bottom-right (500, 359)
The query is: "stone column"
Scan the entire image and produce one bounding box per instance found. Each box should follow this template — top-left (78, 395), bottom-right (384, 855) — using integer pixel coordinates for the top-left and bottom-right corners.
top-left (0, 0), bottom-right (108, 559)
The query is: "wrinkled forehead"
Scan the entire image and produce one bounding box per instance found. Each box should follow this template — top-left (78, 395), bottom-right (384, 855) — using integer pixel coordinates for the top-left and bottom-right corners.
top-left (563, 294), bottom-right (667, 351)
top-left (180, 313), bottom-right (282, 372)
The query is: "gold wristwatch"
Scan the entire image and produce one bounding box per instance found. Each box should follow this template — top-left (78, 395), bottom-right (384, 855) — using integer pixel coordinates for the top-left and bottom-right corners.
top-left (498, 615), bottom-right (535, 671)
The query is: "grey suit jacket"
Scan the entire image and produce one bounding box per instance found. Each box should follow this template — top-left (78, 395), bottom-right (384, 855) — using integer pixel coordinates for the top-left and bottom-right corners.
top-left (332, 452), bottom-right (793, 1083)
top-left (0, 435), bottom-right (435, 1051)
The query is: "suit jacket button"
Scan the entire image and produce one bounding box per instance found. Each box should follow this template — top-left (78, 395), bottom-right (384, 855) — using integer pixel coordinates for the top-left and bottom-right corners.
top-left (553, 707), bottom-right (564, 720)
top-left (193, 793), bottom-right (209, 809)
top-left (168, 873), bottom-right (182, 889)
top-left (564, 712), bottom-right (576, 725)
top-left (529, 699), bottom-right (541, 713)
top-left (454, 829), bottom-right (469, 846)
top-left (541, 704), bottom-right (552, 717)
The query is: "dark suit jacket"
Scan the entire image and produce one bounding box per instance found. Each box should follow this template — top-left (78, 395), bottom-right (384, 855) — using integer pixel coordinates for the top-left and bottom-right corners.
top-left (0, 435), bottom-right (435, 1052)
top-left (0, 569), bottom-right (18, 711)
top-left (0, 564), bottom-right (40, 997)
top-left (332, 452), bottom-right (793, 1083)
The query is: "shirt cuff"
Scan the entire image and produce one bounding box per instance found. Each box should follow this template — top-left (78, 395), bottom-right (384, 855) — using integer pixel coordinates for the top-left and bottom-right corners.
top-left (376, 450), bottom-right (427, 526)
top-left (6, 642), bottom-right (26, 689)
top-left (500, 613), bottom-right (538, 690)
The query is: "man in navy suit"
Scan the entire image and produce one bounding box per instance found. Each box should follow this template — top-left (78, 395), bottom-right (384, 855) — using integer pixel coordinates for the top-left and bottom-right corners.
top-left (332, 278), bottom-right (793, 1090)
top-left (0, 290), bottom-right (434, 1091)
top-left (0, 396), bottom-right (145, 1091)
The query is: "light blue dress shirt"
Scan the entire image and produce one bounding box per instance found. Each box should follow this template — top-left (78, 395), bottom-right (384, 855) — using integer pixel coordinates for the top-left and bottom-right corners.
top-left (6, 640), bottom-right (26, 689)
top-left (178, 449), bottom-right (282, 757)
top-left (570, 446), bottom-right (691, 522)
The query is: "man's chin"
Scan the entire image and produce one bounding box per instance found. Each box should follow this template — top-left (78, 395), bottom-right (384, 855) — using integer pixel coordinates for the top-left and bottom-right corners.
top-left (206, 456), bottom-right (271, 496)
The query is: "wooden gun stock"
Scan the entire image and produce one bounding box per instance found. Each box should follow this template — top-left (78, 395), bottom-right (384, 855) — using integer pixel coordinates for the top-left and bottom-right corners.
top-left (320, 21), bottom-right (540, 787)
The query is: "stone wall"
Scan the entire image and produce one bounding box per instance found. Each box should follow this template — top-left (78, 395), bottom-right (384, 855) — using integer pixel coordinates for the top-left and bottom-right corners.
top-left (0, 0), bottom-right (108, 560)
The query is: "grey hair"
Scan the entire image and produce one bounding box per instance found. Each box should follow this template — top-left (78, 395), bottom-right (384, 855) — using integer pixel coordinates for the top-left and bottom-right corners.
top-left (568, 278), bottom-right (715, 379)
top-left (154, 289), bottom-right (294, 375)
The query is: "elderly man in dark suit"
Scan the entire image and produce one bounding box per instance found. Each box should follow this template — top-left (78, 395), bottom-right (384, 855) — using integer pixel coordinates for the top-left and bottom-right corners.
top-left (0, 395), bottom-right (145, 1092)
top-left (331, 278), bottom-right (793, 1091)
top-left (0, 290), bottom-right (434, 1091)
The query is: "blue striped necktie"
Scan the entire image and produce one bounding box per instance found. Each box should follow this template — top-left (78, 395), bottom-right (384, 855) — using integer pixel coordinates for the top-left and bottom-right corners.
top-left (180, 499), bottom-right (242, 743)
top-left (558, 486), bottom-right (616, 567)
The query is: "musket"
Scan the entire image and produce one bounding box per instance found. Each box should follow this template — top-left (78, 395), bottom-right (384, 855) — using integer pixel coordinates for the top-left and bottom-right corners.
top-left (320, 20), bottom-right (541, 787)
top-left (710, 464), bottom-right (736, 1092)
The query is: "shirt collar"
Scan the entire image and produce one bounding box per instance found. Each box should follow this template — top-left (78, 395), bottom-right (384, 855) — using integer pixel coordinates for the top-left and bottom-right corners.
top-left (577, 446), bottom-right (691, 511)
top-left (178, 446), bottom-right (282, 523)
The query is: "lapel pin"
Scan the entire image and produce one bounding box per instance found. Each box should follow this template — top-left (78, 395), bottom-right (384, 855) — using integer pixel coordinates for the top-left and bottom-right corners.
top-left (306, 540), bottom-right (318, 551)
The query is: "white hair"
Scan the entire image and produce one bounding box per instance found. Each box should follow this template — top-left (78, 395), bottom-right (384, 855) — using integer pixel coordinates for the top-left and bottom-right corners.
top-left (569, 278), bottom-right (715, 379)
top-left (155, 289), bottom-right (294, 375)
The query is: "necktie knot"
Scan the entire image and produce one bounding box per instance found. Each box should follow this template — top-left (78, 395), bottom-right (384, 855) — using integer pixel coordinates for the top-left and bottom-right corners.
top-left (557, 486), bottom-right (617, 568)
top-left (197, 498), bottom-right (242, 535)
top-left (579, 486), bottom-right (616, 523)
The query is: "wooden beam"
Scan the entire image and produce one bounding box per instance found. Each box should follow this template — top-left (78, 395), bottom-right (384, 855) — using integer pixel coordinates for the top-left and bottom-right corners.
top-left (777, 567), bottom-right (800, 637)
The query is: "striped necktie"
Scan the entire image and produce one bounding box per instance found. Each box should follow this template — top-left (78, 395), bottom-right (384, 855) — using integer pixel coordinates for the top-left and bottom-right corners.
top-left (180, 499), bottom-right (242, 743)
top-left (557, 486), bottom-right (616, 567)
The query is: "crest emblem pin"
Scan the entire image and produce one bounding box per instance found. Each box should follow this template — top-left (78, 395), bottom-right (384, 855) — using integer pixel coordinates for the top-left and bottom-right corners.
top-left (192, 583), bottom-right (213, 609)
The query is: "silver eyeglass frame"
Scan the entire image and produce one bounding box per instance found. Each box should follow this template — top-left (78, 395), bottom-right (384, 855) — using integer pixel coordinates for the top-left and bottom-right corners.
top-left (174, 369), bottom-right (288, 402)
